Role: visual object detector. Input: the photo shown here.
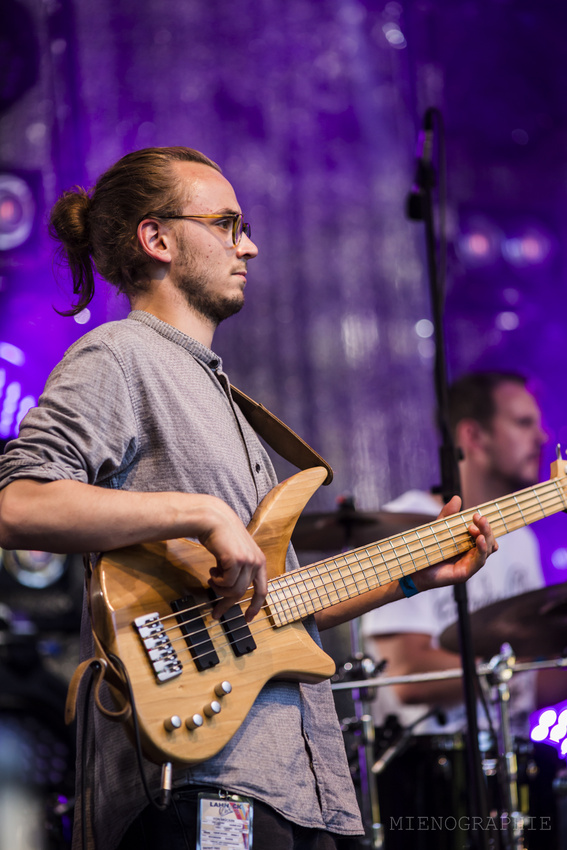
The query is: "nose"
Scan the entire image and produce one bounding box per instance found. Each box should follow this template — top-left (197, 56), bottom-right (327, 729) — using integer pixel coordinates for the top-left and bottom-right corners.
top-left (536, 423), bottom-right (548, 446)
top-left (236, 232), bottom-right (258, 260)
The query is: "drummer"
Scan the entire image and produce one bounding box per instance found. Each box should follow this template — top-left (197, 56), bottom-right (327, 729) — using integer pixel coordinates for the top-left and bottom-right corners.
top-left (362, 370), bottom-right (562, 737)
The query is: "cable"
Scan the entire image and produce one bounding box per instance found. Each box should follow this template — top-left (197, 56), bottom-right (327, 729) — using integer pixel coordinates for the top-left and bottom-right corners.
top-left (80, 670), bottom-right (95, 850)
top-left (106, 652), bottom-right (171, 812)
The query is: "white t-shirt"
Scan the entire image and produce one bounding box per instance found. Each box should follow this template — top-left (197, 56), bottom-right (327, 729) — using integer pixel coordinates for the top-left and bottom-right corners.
top-left (361, 490), bottom-right (545, 736)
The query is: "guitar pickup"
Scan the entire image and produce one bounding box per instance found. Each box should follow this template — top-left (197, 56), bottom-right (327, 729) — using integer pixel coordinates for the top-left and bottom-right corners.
top-left (134, 613), bottom-right (183, 683)
top-left (171, 596), bottom-right (220, 671)
top-left (212, 594), bottom-right (256, 657)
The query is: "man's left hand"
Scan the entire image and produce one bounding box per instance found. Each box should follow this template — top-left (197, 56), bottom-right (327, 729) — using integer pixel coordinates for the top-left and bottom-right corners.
top-left (413, 495), bottom-right (498, 592)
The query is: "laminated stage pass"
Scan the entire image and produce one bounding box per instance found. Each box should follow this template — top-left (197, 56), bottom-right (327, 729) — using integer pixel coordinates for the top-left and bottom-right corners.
top-left (197, 793), bottom-right (253, 850)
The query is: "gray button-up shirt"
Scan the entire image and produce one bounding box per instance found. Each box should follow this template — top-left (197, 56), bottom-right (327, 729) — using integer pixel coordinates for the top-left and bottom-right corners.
top-left (0, 312), bottom-right (363, 849)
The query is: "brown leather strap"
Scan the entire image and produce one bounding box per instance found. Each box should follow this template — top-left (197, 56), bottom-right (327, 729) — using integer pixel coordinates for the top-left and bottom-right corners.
top-left (65, 655), bottom-right (132, 726)
top-left (65, 658), bottom-right (96, 725)
top-left (231, 385), bottom-right (333, 485)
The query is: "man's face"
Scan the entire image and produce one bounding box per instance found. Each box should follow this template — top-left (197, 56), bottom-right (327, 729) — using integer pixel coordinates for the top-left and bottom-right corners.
top-left (168, 161), bottom-right (258, 325)
top-left (479, 382), bottom-right (547, 489)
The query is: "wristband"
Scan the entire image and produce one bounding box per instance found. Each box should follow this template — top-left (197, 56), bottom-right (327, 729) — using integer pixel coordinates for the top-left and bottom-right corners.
top-left (399, 575), bottom-right (419, 598)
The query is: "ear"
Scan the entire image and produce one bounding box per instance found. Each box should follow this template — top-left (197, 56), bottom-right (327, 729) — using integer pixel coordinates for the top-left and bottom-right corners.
top-left (455, 418), bottom-right (488, 457)
top-left (136, 218), bottom-right (173, 265)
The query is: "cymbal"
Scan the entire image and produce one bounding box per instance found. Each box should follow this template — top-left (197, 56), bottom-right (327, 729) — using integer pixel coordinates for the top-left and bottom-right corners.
top-left (440, 582), bottom-right (567, 659)
top-left (291, 508), bottom-right (433, 551)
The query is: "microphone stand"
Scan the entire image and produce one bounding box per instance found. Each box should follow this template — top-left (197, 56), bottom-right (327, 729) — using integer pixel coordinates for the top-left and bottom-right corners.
top-left (406, 107), bottom-right (490, 849)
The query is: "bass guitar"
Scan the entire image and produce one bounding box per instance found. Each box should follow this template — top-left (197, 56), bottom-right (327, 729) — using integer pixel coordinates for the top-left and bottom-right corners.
top-left (88, 457), bottom-right (567, 767)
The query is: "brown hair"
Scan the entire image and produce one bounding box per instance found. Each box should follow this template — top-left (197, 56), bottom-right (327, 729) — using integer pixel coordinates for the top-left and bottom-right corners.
top-left (49, 146), bottom-right (221, 315)
top-left (447, 371), bottom-right (528, 437)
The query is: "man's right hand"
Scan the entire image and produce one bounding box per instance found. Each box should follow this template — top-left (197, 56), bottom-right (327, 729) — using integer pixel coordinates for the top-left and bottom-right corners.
top-left (196, 501), bottom-right (267, 623)
top-left (0, 479), bottom-right (268, 622)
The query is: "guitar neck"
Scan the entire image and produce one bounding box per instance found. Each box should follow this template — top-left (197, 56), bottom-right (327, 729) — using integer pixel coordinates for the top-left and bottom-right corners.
top-left (266, 473), bottom-right (567, 627)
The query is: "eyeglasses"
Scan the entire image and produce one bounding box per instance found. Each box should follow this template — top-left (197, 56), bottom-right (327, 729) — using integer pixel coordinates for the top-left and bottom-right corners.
top-left (147, 212), bottom-right (251, 246)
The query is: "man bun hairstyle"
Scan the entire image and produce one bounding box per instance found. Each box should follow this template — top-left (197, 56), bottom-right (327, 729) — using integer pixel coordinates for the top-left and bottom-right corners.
top-left (49, 146), bottom-right (221, 315)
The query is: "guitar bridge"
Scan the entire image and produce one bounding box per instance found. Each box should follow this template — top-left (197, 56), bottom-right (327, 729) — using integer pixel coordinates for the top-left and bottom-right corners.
top-left (134, 612), bottom-right (183, 682)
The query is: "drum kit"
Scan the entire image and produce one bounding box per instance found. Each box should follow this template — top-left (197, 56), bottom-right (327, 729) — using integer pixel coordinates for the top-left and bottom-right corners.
top-left (292, 509), bottom-right (567, 850)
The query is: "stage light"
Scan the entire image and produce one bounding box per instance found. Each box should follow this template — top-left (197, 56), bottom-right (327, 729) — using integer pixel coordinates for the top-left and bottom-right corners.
top-left (495, 311), bottom-right (519, 331)
top-left (501, 227), bottom-right (553, 267)
top-left (0, 174), bottom-right (36, 251)
top-left (530, 701), bottom-right (567, 757)
top-left (551, 547), bottom-right (567, 570)
top-left (455, 217), bottom-right (502, 267)
top-left (530, 725), bottom-right (549, 743)
top-left (0, 365), bottom-right (36, 439)
top-left (415, 319), bottom-right (434, 339)
top-left (0, 341), bottom-right (25, 367)
top-left (382, 23), bottom-right (407, 49)
top-left (73, 308), bottom-right (91, 325)
top-left (1, 549), bottom-right (67, 589)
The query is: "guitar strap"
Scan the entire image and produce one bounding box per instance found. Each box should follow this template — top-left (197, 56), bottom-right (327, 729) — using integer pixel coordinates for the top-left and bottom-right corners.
top-left (230, 384), bottom-right (333, 485)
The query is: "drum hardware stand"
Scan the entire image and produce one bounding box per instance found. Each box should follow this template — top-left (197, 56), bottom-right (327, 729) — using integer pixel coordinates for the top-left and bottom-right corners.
top-left (552, 767), bottom-right (567, 850)
top-left (336, 630), bottom-right (385, 849)
top-left (484, 643), bottom-right (526, 850)
top-left (334, 655), bottom-right (567, 850)
top-left (332, 498), bottom-right (385, 850)
top-left (331, 656), bottom-right (567, 695)
top-left (371, 705), bottom-right (445, 775)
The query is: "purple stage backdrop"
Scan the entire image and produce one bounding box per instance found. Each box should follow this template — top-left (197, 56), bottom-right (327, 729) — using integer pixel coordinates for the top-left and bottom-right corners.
top-left (1, 0), bottom-right (567, 585)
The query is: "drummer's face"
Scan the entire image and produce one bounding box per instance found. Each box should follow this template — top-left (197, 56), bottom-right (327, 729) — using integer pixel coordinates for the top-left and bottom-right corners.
top-left (481, 382), bottom-right (546, 488)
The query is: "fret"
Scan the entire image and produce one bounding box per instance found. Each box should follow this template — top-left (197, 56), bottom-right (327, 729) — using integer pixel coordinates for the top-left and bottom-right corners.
top-left (349, 549), bottom-right (372, 594)
top-left (376, 541), bottom-right (394, 584)
top-left (497, 496), bottom-right (529, 529)
top-left (297, 567), bottom-right (329, 618)
top-left (288, 574), bottom-right (313, 620)
top-left (402, 531), bottom-right (431, 569)
top-left (310, 563), bottom-right (333, 610)
top-left (333, 564), bottom-right (351, 603)
top-left (533, 489), bottom-right (546, 519)
top-left (308, 566), bottom-right (334, 611)
top-left (277, 575), bottom-right (304, 624)
top-left (456, 511), bottom-right (474, 535)
top-left (266, 586), bottom-right (288, 627)
top-left (326, 557), bottom-right (349, 606)
top-left (553, 478), bottom-right (567, 511)
top-left (265, 586), bottom-right (286, 627)
top-left (512, 494), bottom-right (527, 526)
top-left (494, 501), bottom-right (509, 533)
top-left (521, 494), bottom-right (545, 523)
top-left (384, 536), bottom-right (407, 581)
top-left (425, 522), bottom-right (445, 561)
top-left (443, 519), bottom-right (461, 556)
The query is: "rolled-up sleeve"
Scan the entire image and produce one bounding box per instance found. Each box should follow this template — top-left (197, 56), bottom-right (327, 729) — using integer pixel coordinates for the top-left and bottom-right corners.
top-left (0, 340), bottom-right (140, 490)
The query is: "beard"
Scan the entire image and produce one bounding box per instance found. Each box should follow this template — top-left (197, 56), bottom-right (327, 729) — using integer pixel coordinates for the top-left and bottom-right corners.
top-left (176, 273), bottom-right (244, 325)
top-left (172, 233), bottom-right (245, 326)
top-left (490, 455), bottom-right (541, 494)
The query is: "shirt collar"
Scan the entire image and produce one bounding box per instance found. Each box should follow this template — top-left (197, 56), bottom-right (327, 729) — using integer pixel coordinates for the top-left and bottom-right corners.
top-left (127, 310), bottom-right (223, 371)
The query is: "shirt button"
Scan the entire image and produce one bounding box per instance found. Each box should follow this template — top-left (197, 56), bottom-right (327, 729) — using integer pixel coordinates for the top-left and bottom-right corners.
top-left (255, 463), bottom-right (261, 473)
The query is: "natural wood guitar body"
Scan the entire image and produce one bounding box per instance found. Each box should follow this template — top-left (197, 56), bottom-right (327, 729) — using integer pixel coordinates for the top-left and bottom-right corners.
top-left (89, 466), bottom-right (334, 767)
top-left (88, 459), bottom-right (567, 768)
